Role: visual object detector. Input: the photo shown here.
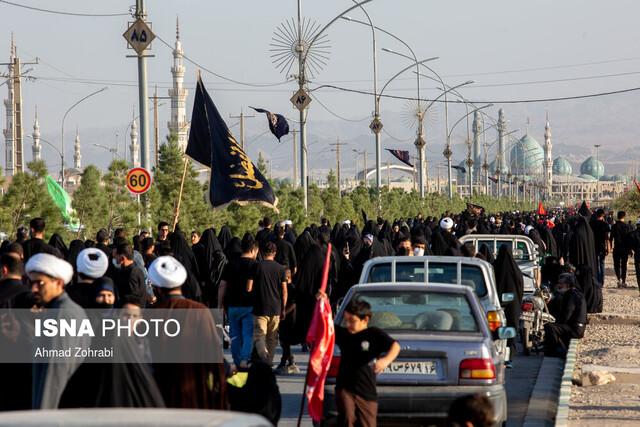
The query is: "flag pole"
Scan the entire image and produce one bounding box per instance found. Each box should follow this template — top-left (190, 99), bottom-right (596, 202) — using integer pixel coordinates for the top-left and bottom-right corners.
top-left (297, 243), bottom-right (332, 427)
top-left (173, 155), bottom-right (189, 231)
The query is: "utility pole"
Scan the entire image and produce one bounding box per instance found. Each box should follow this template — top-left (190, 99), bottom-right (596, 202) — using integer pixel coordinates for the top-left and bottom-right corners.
top-left (230, 108), bottom-right (255, 151)
top-left (363, 150), bottom-right (368, 188)
top-left (133, 0), bottom-right (151, 173)
top-left (150, 86), bottom-right (170, 168)
top-left (291, 129), bottom-right (298, 188)
top-left (1, 40), bottom-right (37, 175)
top-left (330, 138), bottom-right (347, 194)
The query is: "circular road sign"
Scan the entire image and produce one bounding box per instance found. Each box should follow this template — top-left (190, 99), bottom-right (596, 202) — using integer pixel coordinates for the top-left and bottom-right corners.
top-left (126, 167), bottom-right (152, 194)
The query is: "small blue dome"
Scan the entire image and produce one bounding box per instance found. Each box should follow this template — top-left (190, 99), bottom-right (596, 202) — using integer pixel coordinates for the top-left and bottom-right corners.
top-left (552, 156), bottom-right (572, 176)
top-left (580, 156), bottom-right (604, 179)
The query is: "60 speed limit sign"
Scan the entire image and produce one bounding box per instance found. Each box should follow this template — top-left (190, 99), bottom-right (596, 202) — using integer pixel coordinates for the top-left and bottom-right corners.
top-left (126, 167), bottom-right (152, 194)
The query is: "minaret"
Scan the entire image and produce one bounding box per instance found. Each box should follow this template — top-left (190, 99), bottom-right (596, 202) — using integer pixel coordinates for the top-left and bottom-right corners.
top-left (3, 35), bottom-right (16, 176)
top-left (32, 106), bottom-right (41, 161)
top-left (73, 128), bottom-right (81, 170)
top-left (168, 17), bottom-right (189, 150)
top-left (544, 112), bottom-right (553, 199)
top-left (496, 108), bottom-right (508, 175)
top-left (130, 116), bottom-right (140, 168)
top-left (472, 110), bottom-right (482, 183)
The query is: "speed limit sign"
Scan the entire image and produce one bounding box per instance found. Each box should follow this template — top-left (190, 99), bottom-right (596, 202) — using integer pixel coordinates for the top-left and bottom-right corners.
top-left (126, 167), bottom-right (152, 194)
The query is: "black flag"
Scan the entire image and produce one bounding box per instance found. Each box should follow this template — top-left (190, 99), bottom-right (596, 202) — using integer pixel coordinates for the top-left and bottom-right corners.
top-left (186, 77), bottom-right (277, 210)
top-left (385, 149), bottom-right (413, 167)
top-left (452, 165), bottom-right (466, 173)
top-left (488, 176), bottom-right (498, 183)
top-left (250, 107), bottom-right (290, 141)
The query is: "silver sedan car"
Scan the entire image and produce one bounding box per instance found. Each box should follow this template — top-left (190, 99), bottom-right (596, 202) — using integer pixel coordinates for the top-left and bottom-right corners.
top-left (323, 283), bottom-right (514, 426)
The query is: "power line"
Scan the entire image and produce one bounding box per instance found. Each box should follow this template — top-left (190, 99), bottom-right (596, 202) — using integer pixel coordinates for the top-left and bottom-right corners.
top-left (0, 0), bottom-right (131, 16)
top-left (154, 33), bottom-right (292, 88)
top-left (310, 84), bottom-right (640, 104)
top-left (312, 93), bottom-right (369, 122)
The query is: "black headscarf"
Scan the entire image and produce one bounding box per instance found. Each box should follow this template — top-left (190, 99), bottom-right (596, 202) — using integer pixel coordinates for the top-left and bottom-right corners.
top-left (168, 231), bottom-right (202, 302)
top-left (48, 233), bottom-right (69, 259)
top-left (294, 231), bottom-right (316, 267)
top-left (217, 226), bottom-right (233, 251)
top-left (294, 237), bottom-right (325, 344)
top-left (575, 264), bottom-right (602, 313)
top-left (224, 237), bottom-right (242, 262)
top-left (493, 245), bottom-right (524, 327)
top-left (195, 228), bottom-right (227, 306)
top-left (478, 243), bottom-right (495, 264)
top-left (66, 239), bottom-right (85, 270)
top-left (568, 216), bottom-right (598, 277)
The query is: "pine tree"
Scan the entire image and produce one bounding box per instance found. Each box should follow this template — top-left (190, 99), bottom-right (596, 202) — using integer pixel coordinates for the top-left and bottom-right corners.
top-left (73, 165), bottom-right (108, 239)
top-left (150, 134), bottom-right (211, 233)
top-left (103, 159), bottom-right (139, 233)
top-left (257, 151), bottom-right (268, 177)
top-left (0, 160), bottom-right (65, 238)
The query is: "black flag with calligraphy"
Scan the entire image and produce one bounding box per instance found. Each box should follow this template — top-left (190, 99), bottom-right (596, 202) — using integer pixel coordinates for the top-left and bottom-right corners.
top-left (249, 107), bottom-right (290, 141)
top-left (385, 149), bottom-right (413, 167)
top-left (186, 77), bottom-right (277, 210)
top-left (452, 165), bottom-right (466, 174)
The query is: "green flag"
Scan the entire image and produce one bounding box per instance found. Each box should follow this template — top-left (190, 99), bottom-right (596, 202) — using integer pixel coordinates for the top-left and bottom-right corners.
top-left (45, 175), bottom-right (77, 226)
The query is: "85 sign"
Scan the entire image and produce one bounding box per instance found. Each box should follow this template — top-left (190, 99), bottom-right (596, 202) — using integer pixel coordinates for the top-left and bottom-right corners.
top-left (126, 168), bottom-right (152, 194)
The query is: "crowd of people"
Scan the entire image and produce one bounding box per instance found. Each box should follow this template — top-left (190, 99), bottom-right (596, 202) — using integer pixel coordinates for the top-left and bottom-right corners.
top-left (0, 201), bottom-right (631, 425)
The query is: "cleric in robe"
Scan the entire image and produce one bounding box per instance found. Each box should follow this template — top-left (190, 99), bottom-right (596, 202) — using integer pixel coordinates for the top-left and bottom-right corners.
top-left (27, 253), bottom-right (90, 409)
top-left (148, 256), bottom-right (227, 409)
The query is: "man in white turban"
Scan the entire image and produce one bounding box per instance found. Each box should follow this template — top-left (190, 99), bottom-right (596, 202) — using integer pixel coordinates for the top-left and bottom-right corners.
top-left (66, 248), bottom-right (109, 308)
top-left (147, 256), bottom-right (227, 409)
top-left (26, 253), bottom-right (90, 409)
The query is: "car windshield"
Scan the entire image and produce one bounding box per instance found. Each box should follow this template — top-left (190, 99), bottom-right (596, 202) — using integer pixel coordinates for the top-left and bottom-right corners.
top-left (345, 290), bottom-right (479, 333)
top-left (367, 262), bottom-right (488, 297)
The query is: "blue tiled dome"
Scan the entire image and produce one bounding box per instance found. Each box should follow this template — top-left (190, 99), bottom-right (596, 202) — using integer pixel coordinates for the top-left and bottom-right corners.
top-left (580, 156), bottom-right (604, 179)
top-left (552, 156), bottom-right (572, 176)
top-left (509, 134), bottom-right (544, 176)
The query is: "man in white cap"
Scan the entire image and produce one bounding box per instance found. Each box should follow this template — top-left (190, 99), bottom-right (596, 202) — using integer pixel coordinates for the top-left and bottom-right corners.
top-left (26, 253), bottom-right (89, 409)
top-left (438, 217), bottom-right (461, 254)
top-left (66, 248), bottom-right (109, 308)
top-left (148, 256), bottom-right (226, 409)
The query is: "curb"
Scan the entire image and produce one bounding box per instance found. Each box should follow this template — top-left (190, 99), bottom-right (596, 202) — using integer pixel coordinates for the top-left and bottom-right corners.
top-left (553, 339), bottom-right (579, 427)
top-left (522, 356), bottom-right (565, 427)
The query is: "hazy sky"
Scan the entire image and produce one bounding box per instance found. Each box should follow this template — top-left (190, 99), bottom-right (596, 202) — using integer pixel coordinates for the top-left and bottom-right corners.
top-left (2, 0), bottom-right (640, 176)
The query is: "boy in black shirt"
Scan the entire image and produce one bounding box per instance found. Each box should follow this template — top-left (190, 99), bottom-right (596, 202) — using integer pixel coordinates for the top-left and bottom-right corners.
top-left (334, 298), bottom-right (400, 427)
top-left (247, 242), bottom-right (287, 365)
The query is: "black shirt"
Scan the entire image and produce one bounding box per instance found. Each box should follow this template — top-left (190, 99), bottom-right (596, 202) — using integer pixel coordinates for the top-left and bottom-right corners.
top-left (335, 325), bottom-right (396, 401)
top-left (221, 257), bottom-right (257, 308)
top-left (65, 281), bottom-right (96, 308)
top-left (275, 238), bottom-right (297, 271)
top-left (251, 259), bottom-right (286, 316)
top-left (589, 219), bottom-right (610, 255)
top-left (610, 221), bottom-right (632, 252)
top-left (113, 264), bottom-right (147, 304)
top-left (21, 238), bottom-right (62, 262)
top-left (0, 278), bottom-right (33, 309)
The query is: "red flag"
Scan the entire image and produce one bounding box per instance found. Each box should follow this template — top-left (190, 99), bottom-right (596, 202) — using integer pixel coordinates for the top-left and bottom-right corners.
top-left (305, 243), bottom-right (335, 423)
top-left (537, 201), bottom-right (546, 216)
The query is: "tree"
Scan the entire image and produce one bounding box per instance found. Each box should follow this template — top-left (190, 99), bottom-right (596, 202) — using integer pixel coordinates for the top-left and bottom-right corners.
top-left (257, 151), bottom-right (268, 177)
top-left (149, 134), bottom-right (211, 233)
top-left (103, 159), bottom-right (139, 233)
top-left (73, 165), bottom-right (108, 239)
top-left (0, 160), bottom-right (65, 238)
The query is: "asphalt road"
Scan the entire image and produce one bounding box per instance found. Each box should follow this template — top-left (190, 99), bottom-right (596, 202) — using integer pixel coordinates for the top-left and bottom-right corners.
top-left (276, 350), bottom-right (544, 427)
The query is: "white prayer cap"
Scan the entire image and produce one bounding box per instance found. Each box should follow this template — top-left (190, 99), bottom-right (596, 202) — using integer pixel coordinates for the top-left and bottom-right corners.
top-left (284, 220), bottom-right (293, 226)
top-left (342, 220), bottom-right (351, 225)
top-left (148, 256), bottom-right (187, 289)
top-left (363, 234), bottom-right (374, 243)
top-left (440, 217), bottom-right (454, 230)
top-left (26, 253), bottom-right (74, 284)
top-left (76, 248), bottom-right (108, 279)
top-left (489, 216), bottom-right (495, 224)
top-left (525, 225), bottom-right (534, 235)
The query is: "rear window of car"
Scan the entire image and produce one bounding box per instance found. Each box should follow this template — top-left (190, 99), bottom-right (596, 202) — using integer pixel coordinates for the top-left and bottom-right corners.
top-left (346, 290), bottom-right (479, 333)
top-left (366, 262), bottom-right (488, 297)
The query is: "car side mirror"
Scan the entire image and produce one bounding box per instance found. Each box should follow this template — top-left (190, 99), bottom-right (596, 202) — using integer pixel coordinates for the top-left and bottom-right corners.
top-left (501, 293), bottom-right (514, 303)
top-left (497, 326), bottom-right (516, 340)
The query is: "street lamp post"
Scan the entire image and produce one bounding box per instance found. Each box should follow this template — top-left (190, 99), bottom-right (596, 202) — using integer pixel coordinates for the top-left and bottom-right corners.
top-left (93, 143), bottom-right (122, 160)
top-left (61, 86), bottom-right (108, 187)
top-left (594, 144), bottom-right (601, 203)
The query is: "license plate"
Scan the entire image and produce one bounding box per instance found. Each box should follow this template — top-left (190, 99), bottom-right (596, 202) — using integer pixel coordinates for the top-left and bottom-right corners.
top-left (384, 360), bottom-right (437, 375)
